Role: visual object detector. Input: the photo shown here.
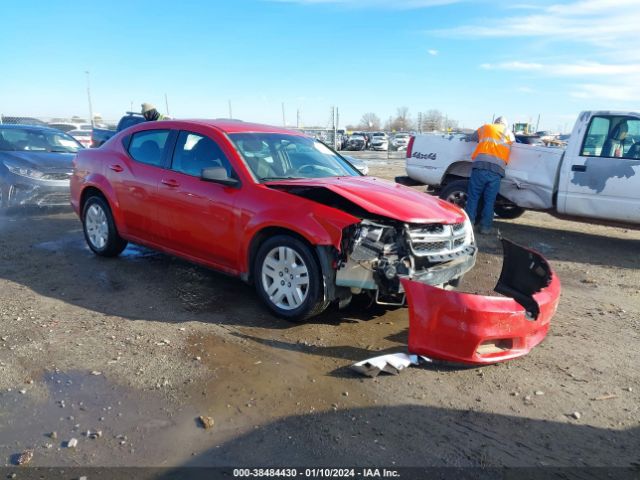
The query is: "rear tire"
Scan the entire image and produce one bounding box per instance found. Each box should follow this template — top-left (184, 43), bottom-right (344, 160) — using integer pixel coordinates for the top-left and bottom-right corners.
top-left (439, 179), bottom-right (469, 208)
top-left (82, 195), bottom-right (127, 257)
top-left (253, 235), bottom-right (327, 321)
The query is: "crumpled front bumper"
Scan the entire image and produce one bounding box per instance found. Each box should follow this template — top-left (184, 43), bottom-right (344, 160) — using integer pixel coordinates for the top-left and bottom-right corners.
top-left (400, 238), bottom-right (560, 365)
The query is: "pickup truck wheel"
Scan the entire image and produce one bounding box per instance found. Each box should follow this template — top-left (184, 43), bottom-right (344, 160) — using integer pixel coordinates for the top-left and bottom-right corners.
top-left (494, 204), bottom-right (525, 219)
top-left (82, 196), bottom-right (128, 257)
top-left (254, 235), bottom-right (327, 321)
top-left (439, 180), bottom-right (469, 208)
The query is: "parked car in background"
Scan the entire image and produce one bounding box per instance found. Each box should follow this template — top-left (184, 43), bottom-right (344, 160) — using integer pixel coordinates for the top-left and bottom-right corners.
top-left (48, 122), bottom-right (92, 133)
top-left (346, 133), bottom-right (366, 151)
top-left (68, 129), bottom-right (92, 148)
top-left (71, 119), bottom-right (480, 322)
top-left (91, 112), bottom-right (146, 147)
top-left (370, 132), bottom-right (389, 151)
top-left (515, 134), bottom-right (545, 146)
top-left (391, 132), bottom-right (411, 151)
top-left (341, 155), bottom-right (369, 175)
top-left (0, 125), bottom-right (82, 209)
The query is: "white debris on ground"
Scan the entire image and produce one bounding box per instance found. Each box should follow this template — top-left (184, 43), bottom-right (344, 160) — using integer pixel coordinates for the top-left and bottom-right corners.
top-left (350, 353), bottom-right (433, 378)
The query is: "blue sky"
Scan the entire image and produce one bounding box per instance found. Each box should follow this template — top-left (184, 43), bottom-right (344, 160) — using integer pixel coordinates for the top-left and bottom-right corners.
top-left (1, 0), bottom-right (638, 131)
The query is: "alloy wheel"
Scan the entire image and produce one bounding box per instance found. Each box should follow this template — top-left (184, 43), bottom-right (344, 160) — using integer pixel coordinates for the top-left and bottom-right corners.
top-left (261, 246), bottom-right (310, 310)
top-left (85, 204), bottom-right (109, 250)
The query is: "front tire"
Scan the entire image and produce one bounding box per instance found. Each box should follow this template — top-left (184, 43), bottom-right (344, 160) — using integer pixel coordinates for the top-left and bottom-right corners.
top-left (253, 235), bottom-right (327, 321)
top-left (82, 195), bottom-right (127, 257)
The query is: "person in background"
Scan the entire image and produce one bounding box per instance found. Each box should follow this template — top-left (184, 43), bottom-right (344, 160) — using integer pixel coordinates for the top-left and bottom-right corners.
top-left (141, 103), bottom-right (167, 122)
top-left (465, 116), bottom-right (515, 235)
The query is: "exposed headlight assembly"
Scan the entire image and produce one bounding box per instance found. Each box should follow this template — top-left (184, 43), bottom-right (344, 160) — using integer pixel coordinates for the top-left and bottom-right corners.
top-left (3, 161), bottom-right (44, 179)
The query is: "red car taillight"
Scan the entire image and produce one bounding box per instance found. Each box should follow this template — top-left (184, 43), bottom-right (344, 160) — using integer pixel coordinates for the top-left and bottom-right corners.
top-left (406, 136), bottom-right (415, 158)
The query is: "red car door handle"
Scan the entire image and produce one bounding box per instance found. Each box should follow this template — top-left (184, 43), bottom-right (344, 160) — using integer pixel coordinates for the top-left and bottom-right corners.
top-left (161, 179), bottom-right (180, 188)
top-left (108, 164), bottom-right (124, 172)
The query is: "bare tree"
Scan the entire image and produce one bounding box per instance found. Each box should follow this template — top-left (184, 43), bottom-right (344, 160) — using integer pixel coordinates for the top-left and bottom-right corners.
top-left (443, 118), bottom-right (459, 131)
top-left (392, 107), bottom-right (413, 132)
top-left (358, 113), bottom-right (381, 131)
top-left (422, 109), bottom-right (444, 132)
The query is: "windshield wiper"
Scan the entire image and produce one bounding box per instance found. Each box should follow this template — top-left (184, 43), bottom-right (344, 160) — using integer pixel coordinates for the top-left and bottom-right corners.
top-left (260, 176), bottom-right (302, 181)
top-left (49, 149), bottom-right (74, 153)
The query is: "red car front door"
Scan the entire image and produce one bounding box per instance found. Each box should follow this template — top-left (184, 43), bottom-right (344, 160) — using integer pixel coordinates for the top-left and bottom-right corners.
top-left (153, 129), bottom-right (241, 273)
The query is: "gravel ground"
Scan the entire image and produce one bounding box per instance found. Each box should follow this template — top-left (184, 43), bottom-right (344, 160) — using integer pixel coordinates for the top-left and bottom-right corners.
top-left (1, 155), bottom-right (639, 469)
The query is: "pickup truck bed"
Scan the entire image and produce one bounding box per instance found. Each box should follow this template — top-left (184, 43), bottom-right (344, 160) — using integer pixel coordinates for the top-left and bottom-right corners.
top-left (407, 134), bottom-right (564, 210)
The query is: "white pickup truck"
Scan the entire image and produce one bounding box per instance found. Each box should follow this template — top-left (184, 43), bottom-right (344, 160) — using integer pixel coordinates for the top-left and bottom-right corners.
top-left (399, 111), bottom-right (640, 225)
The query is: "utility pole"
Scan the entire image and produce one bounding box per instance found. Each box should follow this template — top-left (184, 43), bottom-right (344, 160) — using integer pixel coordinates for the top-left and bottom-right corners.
top-left (332, 106), bottom-right (337, 149)
top-left (164, 93), bottom-right (170, 116)
top-left (296, 109), bottom-right (300, 128)
top-left (281, 102), bottom-right (286, 127)
top-left (228, 100), bottom-right (233, 119)
top-left (417, 112), bottom-right (423, 134)
top-left (536, 114), bottom-right (541, 132)
top-left (85, 70), bottom-right (94, 128)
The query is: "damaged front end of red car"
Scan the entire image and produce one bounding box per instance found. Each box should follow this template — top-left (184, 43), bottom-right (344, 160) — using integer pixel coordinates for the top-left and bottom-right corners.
top-left (401, 238), bottom-right (560, 365)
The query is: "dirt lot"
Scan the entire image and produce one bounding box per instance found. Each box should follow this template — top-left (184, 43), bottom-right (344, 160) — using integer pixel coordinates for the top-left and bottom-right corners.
top-left (1, 154), bottom-right (639, 470)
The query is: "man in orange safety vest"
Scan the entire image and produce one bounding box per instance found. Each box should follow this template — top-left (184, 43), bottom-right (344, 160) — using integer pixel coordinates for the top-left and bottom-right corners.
top-left (465, 116), bottom-right (515, 235)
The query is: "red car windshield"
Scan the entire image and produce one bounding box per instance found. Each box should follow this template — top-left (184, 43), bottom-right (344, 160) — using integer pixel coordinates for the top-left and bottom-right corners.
top-left (229, 133), bottom-right (359, 181)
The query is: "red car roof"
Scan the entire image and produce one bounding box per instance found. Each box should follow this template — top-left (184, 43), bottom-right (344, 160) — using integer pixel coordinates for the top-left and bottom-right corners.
top-left (175, 119), bottom-right (305, 135)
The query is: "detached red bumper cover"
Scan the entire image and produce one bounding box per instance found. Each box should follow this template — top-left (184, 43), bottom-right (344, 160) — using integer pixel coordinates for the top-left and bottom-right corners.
top-left (401, 239), bottom-right (560, 365)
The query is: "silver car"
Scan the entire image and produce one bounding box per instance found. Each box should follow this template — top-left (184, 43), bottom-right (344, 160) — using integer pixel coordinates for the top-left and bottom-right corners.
top-left (0, 125), bottom-right (82, 209)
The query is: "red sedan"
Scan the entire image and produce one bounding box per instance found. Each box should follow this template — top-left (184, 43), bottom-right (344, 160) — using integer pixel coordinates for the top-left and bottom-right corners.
top-left (70, 120), bottom-right (558, 363)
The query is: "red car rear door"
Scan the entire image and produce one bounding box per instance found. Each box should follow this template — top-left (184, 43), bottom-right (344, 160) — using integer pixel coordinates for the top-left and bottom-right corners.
top-left (110, 128), bottom-right (173, 242)
top-left (154, 128), bottom-right (241, 272)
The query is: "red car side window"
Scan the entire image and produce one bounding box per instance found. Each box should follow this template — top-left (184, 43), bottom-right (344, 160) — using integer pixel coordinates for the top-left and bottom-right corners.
top-left (128, 130), bottom-right (170, 167)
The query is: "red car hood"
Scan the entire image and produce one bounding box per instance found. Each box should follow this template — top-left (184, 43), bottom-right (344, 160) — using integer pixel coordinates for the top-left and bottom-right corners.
top-left (266, 176), bottom-right (466, 224)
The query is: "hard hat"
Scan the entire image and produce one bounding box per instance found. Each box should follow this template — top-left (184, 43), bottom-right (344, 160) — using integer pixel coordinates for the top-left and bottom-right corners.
top-left (141, 103), bottom-right (156, 114)
top-left (494, 116), bottom-right (508, 126)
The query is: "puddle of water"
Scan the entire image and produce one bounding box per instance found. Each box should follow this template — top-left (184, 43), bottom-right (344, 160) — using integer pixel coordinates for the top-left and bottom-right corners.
top-left (33, 233), bottom-right (87, 253)
top-left (0, 370), bottom-right (201, 467)
top-left (119, 244), bottom-right (164, 261)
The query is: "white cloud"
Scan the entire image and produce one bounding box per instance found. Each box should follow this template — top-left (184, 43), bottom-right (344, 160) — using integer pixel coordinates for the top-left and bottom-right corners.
top-left (571, 83), bottom-right (640, 102)
top-left (445, 0), bottom-right (640, 102)
top-left (427, 49), bottom-right (439, 56)
top-left (481, 62), bottom-right (542, 71)
top-left (272, 0), bottom-right (462, 8)
top-left (482, 61), bottom-right (640, 77)
top-left (433, 0), bottom-right (640, 46)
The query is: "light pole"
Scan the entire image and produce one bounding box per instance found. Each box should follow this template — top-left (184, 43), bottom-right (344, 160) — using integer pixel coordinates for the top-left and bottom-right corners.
top-left (85, 71), bottom-right (94, 128)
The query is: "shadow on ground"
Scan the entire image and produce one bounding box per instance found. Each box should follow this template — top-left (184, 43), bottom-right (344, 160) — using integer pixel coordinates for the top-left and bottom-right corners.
top-left (159, 404), bottom-right (640, 470)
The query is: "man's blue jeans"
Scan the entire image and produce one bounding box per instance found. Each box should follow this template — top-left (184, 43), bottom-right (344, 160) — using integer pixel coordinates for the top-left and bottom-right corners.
top-left (465, 168), bottom-right (502, 229)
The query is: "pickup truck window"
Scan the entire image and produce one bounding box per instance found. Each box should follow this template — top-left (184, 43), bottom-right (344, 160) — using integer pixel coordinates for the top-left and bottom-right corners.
top-left (171, 131), bottom-right (232, 177)
top-left (582, 115), bottom-right (640, 159)
top-left (118, 115), bottom-right (145, 132)
top-left (128, 129), bottom-right (170, 167)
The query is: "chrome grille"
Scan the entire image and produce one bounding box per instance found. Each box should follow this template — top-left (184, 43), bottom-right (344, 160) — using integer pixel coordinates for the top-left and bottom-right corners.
top-left (406, 222), bottom-right (469, 257)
